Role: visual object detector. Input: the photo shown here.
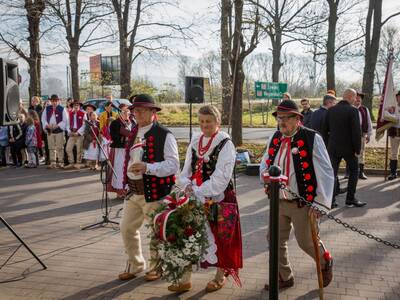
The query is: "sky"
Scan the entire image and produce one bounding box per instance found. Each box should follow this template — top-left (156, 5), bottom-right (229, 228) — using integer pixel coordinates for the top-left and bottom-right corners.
top-left (1, 0), bottom-right (400, 98)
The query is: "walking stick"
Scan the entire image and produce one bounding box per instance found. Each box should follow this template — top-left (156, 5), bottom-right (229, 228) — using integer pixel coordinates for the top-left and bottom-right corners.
top-left (310, 213), bottom-right (324, 300)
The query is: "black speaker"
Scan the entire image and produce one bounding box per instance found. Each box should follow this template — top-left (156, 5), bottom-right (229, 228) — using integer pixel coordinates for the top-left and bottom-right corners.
top-left (185, 76), bottom-right (204, 103)
top-left (0, 59), bottom-right (20, 125)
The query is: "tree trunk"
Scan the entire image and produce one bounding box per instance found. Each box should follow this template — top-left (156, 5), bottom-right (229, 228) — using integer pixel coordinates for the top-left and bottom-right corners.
top-left (69, 44), bottom-right (80, 100)
top-left (362, 0), bottom-right (382, 114)
top-left (120, 46), bottom-right (132, 98)
top-left (221, 0), bottom-right (232, 125)
top-left (326, 0), bottom-right (337, 91)
top-left (271, 33), bottom-right (282, 82)
top-left (231, 65), bottom-right (244, 146)
top-left (25, 0), bottom-right (45, 99)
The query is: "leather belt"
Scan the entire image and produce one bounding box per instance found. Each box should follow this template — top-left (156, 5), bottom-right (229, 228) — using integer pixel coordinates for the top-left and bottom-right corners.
top-left (127, 179), bottom-right (144, 195)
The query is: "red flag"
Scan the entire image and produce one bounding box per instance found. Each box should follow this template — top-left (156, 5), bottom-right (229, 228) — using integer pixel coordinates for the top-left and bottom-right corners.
top-left (376, 51), bottom-right (397, 141)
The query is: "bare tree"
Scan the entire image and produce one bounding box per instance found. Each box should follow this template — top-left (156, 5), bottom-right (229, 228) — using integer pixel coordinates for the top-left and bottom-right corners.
top-left (201, 51), bottom-right (220, 104)
top-left (111, 0), bottom-right (192, 98)
top-left (0, 0), bottom-right (46, 99)
top-left (221, 0), bottom-right (260, 145)
top-left (375, 25), bottom-right (400, 91)
top-left (221, 0), bottom-right (232, 124)
top-left (361, 0), bottom-right (400, 112)
top-left (45, 0), bottom-right (112, 100)
top-left (254, 0), bottom-right (316, 82)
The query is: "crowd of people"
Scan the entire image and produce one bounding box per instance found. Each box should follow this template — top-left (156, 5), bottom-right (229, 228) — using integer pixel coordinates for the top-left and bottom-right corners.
top-left (1, 88), bottom-right (399, 294)
top-left (0, 93), bottom-right (116, 172)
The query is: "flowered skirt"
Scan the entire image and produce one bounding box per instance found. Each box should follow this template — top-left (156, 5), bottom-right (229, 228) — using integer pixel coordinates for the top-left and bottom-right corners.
top-left (202, 189), bottom-right (243, 285)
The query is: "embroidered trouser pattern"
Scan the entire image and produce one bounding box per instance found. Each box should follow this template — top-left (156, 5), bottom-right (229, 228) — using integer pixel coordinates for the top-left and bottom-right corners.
top-left (120, 194), bottom-right (161, 272)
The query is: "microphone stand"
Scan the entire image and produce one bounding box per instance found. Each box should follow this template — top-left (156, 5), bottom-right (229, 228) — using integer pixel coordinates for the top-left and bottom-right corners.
top-left (0, 216), bottom-right (47, 272)
top-left (81, 120), bottom-right (119, 230)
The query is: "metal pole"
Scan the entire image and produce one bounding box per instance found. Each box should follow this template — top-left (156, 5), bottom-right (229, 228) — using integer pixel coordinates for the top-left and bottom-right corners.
top-left (189, 102), bottom-right (193, 141)
top-left (0, 216), bottom-right (47, 270)
top-left (384, 132), bottom-right (389, 181)
top-left (268, 165), bottom-right (281, 299)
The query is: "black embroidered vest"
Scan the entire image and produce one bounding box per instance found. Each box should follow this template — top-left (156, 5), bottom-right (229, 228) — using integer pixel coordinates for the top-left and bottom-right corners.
top-left (191, 138), bottom-right (234, 191)
top-left (142, 122), bottom-right (176, 202)
top-left (265, 127), bottom-right (318, 202)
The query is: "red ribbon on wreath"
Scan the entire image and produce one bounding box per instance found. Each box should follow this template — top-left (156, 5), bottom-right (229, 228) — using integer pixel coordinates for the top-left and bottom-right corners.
top-left (153, 194), bottom-right (190, 241)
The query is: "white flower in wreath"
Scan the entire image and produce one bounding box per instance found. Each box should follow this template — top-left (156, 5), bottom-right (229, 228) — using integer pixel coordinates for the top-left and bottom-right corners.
top-left (189, 235), bottom-right (196, 243)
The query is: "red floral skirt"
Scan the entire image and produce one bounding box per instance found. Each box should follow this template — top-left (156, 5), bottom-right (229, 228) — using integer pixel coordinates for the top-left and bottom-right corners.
top-left (202, 189), bottom-right (243, 285)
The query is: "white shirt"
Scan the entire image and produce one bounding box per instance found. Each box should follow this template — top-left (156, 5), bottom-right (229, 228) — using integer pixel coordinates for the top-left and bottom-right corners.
top-left (41, 106), bottom-right (69, 131)
top-left (357, 106), bottom-right (373, 138)
top-left (383, 106), bottom-right (400, 128)
top-left (67, 111), bottom-right (87, 135)
top-left (137, 123), bottom-right (179, 177)
top-left (178, 131), bottom-right (236, 203)
top-left (259, 131), bottom-right (334, 210)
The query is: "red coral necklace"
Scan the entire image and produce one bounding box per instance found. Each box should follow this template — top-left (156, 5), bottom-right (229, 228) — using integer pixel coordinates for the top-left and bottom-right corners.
top-left (198, 131), bottom-right (219, 156)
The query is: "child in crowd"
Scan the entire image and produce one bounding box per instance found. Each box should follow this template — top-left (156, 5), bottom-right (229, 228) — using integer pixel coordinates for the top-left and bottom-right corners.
top-left (83, 112), bottom-right (100, 170)
top-left (0, 126), bottom-right (8, 167)
top-left (25, 116), bottom-right (38, 168)
top-left (28, 110), bottom-right (43, 164)
top-left (8, 114), bottom-right (25, 168)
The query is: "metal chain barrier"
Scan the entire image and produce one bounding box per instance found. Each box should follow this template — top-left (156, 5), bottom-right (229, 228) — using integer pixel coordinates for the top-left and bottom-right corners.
top-left (279, 183), bottom-right (400, 250)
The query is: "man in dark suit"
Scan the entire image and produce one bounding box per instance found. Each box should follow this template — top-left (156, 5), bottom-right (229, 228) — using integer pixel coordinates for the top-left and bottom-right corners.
top-left (322, 89), bottom-right (366, 208)
top-left (310, 94), bottom-right (336, 133)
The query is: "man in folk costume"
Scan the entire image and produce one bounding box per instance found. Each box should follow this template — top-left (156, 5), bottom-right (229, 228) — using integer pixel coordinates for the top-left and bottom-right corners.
top-left (108, 104), bottom-right (132, 199)
top-left (175, 105), bottom-right (242, 293)
top-left (118, 94), bottom-right (179, 282)
top-left (41, 94), bottom-right (68, 169)
top-left (385, 91), bottom-right (400, 180)
top-left (260, 100), bottom-right (334, 290)
top-left (354, 92), bottom-right (373, 180)
top-left (64, 100), bottom-right (87, 169)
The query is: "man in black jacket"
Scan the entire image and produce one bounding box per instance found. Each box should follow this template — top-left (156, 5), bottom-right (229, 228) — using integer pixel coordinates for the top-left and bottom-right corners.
top-left (322, 89), bottom-right (366, 208)
top-left (310, 94), bottom-right (336, 133)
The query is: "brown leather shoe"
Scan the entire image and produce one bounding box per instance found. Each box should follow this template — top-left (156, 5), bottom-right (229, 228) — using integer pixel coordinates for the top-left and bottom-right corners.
top-left (205, 277), bottom-right (226, 293)
top-left (264, 276), bottom-right (294, 290)
top-left (118, 272), bottom-right (137, 281)
top-left (168, 282), bottom-right (192, 293)
top-left (144, 270), bottom-right (161, 281)
top-left (118, 263), bottom-right (144, 281)
top-left (322, 259), bottom-right (333, 287)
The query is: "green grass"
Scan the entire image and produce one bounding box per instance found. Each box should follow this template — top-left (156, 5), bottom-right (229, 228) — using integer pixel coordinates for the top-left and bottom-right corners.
top-left (158, 110), bottom-right (277, 127)
top-left (177, 142), bottom-right (386, 170)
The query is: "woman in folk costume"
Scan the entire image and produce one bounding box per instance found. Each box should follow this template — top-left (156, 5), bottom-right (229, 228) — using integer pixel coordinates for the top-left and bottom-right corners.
top-left (108, 104), bottom-right (132, 199)
top-left (83, 112), bottom-right (100, 170)
top-left (99, 116), bottom-right (114, 163)
top-left (174, 105), bottom-right (242, 293)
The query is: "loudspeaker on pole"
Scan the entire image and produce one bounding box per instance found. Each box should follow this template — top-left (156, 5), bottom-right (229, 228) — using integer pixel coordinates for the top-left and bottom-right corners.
top-left (185, 76), bottom-right (204, 104)
top-left (0, 58), bottom-right (20, 126)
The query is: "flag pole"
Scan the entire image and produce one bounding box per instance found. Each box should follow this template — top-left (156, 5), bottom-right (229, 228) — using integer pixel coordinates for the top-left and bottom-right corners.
top-left (384, 132), bottom-right (389, 181)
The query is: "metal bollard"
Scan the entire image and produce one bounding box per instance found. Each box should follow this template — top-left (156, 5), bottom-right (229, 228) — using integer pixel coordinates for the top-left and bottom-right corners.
top-left (268, 165), bottom-right (281, 299)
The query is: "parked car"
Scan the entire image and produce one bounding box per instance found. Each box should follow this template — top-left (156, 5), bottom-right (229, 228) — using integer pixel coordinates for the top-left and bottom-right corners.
top-left (83, 98), bottom-right (131, 114)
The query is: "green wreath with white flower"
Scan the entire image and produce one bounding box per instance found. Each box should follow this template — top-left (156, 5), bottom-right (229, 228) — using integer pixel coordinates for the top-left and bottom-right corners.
top-left (148, 190), bottom-right (209, 284)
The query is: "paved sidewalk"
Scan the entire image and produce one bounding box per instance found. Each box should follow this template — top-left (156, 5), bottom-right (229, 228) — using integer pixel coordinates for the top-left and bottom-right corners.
top-left (0, 167), bottom-right (399, 300)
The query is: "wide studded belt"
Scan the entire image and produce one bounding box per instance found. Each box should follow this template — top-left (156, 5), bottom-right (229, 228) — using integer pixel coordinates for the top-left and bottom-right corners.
top-left (128, 179), bottom-right (144, 195)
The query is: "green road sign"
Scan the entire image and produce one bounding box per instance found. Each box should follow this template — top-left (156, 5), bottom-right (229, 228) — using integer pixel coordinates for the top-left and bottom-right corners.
top-left (42, 95), bottom-right (49, 100)
top-left (255, 81), bottom-right (288, 99)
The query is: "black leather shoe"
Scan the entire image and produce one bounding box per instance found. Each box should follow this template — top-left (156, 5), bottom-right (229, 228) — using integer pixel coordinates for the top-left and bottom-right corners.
top-left (346, 199), bottom-right (366, 207)
top-left (388, 174), bottom-right (397, 181)
top-left (338, 188), bottom-right (347, 194)
top-left (331, 202), bottom-right (338, 208)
